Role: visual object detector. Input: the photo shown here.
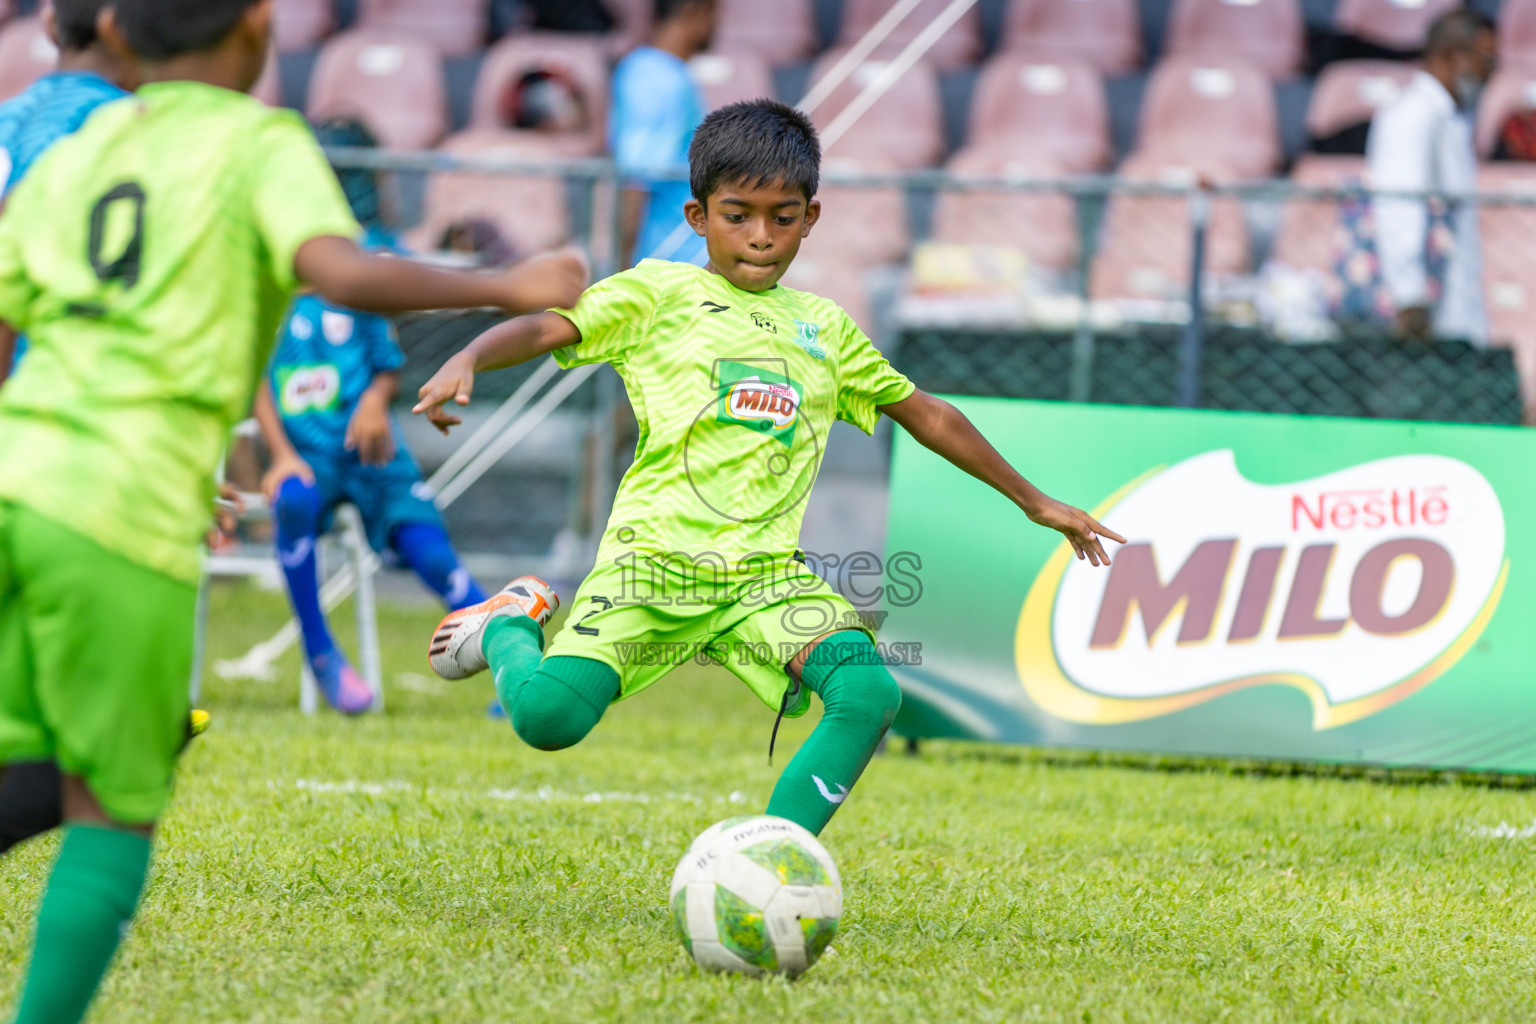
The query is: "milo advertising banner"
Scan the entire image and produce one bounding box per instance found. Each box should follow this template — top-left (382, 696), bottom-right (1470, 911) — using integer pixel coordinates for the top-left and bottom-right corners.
top-left (881, 399), bottom-right (1533, 770)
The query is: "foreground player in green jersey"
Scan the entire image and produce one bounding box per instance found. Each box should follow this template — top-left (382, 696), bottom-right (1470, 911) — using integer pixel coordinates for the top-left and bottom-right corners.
top-left (417, 99), bottom-right (1124, 838)
top-left (0, 1), bottom-right (583, 1021)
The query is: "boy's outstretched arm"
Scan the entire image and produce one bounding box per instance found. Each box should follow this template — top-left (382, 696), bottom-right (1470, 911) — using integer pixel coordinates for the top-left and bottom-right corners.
top-left (879, 388), bottom-right (1126, 566)
top-left (294, 238), bottom-right (586, 315)
top-left (411, 311), bottom-right (581, 434)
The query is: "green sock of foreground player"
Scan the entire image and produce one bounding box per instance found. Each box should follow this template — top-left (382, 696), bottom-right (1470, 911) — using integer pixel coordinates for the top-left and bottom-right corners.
top-left (486, 616), bottom-right (620, 750)
top-left (765, 631), bottom-right (903, 836)
top-left (11, 825), bottom-right (151, 1024)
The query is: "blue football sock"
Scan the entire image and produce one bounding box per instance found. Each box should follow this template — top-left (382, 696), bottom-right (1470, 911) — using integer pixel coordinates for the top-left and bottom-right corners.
top-left (391, 521), bottom-right (486, 610)
top-left (273, 476), bottom-right (334, 661)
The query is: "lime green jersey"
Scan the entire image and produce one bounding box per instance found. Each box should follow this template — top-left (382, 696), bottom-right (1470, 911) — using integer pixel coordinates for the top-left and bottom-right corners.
top-left (554, 259), bottom-right (914, 577)
top-left (0, 82), bottom-right (358, 583)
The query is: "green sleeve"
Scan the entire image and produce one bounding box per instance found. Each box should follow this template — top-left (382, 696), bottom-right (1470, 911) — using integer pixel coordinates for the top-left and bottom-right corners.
top-left (249, 112), bottom-right (361, 293)
top-left (0, 188), bottom-right (37, 329)
top-left (550, 263), bottom-right (664, 369)
top-left (834, 309), bottom-right (915, 434)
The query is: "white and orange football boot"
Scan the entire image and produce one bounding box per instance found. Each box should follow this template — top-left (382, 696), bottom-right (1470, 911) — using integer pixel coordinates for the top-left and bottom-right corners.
top-left (428, 576), bottom-right (560, 680)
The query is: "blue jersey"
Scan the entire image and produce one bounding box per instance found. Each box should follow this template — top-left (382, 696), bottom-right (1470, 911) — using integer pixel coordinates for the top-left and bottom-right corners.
top-left (269, 295), bottom-right (406, 454)
top-left (0, 71), bottom-right (127, 195)
top-left (610, 46), bottom-right (706, 266)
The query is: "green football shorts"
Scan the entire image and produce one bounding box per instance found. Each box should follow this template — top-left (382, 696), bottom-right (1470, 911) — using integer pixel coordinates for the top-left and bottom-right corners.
top-left (544, 553), bottom-right (875, 718)
top-left (0, 500), bottom-right (195, 824)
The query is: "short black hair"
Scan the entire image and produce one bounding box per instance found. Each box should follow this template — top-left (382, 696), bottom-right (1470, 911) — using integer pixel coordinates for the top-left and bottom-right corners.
top-left (1425, 9), bottom-right (1495, 56)
top-left (312, 117), bottom-right (382, 227)
top-left (113, 0), bottom-right (261, 60)
top-left (688, 99), bottom-right (820, 204)
top-left (655, 0), bottom-right (712, 25)
top-left (53, 0), bottom-right (111, 51)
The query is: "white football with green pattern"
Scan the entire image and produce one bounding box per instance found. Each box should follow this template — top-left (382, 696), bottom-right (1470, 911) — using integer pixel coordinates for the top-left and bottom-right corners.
top-left (669, 815), bottom-right (842, 977)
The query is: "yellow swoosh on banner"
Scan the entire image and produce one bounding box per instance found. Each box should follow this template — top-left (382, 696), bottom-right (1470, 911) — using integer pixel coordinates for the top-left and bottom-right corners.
top-left (1013, 469), bottom-right (1510, 730)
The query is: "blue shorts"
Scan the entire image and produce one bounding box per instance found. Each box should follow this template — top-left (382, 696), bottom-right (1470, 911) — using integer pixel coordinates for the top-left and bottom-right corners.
top-left (298, 447), bottom-right (445, 553)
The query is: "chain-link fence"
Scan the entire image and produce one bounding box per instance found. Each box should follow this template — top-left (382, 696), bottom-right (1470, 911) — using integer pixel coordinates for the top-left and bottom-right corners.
top-left (305, 151), bottom-right (1536, 565)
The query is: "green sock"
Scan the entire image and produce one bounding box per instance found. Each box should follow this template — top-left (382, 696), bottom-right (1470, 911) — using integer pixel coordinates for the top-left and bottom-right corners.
top-left (485, 614), bottom-right (545, 715)
top-left (765, 632), bottom-right (903, 836)
top-left (11, 824), bottom-right (151, 1024)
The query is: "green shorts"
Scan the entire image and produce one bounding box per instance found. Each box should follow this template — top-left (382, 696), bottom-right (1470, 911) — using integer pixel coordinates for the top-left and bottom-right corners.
top-left (0, 501), bottom-right (195, 825)
top-left (545, 554), bottom-right (875, 717)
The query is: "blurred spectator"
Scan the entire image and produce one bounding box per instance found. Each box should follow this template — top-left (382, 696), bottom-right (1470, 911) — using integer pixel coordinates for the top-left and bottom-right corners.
top-left (612, 0), bottom-right (717, 266)
top-left (312, 116), bottom-right (399, 250)
top-left (499, 68), bottom-right (590, 133)
top-left (437, 217), bottom-right (519, 267)
top-left (1367, 10), bottom-right (1496, 343)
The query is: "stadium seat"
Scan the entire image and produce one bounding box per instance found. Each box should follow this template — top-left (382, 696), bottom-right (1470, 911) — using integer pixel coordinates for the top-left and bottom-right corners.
top-left (1131, 55), bottom-right (1281, 180)
top-left (353, 0), bottom-right (488, 56)
top-left (469, 33), bottom-right (608, 156)
top-left (806, 52), bottom-right (945, 169)
top-left (1270, 153), bottom-right (1367, 272)
top-left (274, 0), bottom-right (335, 52)
top-left (837, 0), bottom-right (983, 71)
top-left (1165, 0), bottom-right (1305, 81)
top-left (1475, 67), bottom-right (1536, 158)
top-left (0, 17), bottom-right (54, 103)
top-left (1331, 0), bottom-right (1459, 54)
top-left (252, 44), bottom-right (284, 106)
top-left (602, 0), bottom-right (653, 57)
top-left (690, 52), bottom-right (776, 112)
top-left (1305, 60), bottom-right (1415, 147)
top-left (410, 130), bottom-right (571, 258)
top-left (931, 151), bottom-right (1080, 273)
top-left (1502, 0), bottom-right (1536, 69)
top-left (1478, 163), bottom-right (1536, 409)
top-left (712, 0), bottom-right (817, 63)
top-left (1000, 0), bottom-right (1141, 76)
top-left (307, 31), bottom-right (448, 150)
top-left (956, 54), bottom-right (1109, 173)
top-left (1089, 154), bottom-right (1251, 303)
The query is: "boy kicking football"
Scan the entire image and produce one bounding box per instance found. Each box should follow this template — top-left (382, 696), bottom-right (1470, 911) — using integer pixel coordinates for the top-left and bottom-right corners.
top-left (0, 1), bottom-right (582, 1020)
top-left (415, 100), bottom-right (1124, 838)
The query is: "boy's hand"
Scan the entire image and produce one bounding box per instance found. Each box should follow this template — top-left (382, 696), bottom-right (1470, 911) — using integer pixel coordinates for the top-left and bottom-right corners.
top-left (345, 392), bottom-right (396, 466)
top-left (262, 451), bottom-right (314, 504)
top-left (206, 483), bottom-right (244, 549)
top-left (413, 351), bottom-right (477, 435)
top-left (501, 250), bottom-right (588, 313)
top-left (1024, 497), bottom-right (1125, 567)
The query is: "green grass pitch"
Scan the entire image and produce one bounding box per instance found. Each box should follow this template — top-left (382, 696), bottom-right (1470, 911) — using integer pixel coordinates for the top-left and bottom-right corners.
top-left (4, 583), bottom-right (1536, 1023)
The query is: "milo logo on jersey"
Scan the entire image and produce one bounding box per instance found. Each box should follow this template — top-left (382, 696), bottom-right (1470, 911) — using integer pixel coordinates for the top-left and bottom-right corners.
top-left (276, 363), bottom-right (342, 416)
top-left (716, 360), bottom-right (803, 446)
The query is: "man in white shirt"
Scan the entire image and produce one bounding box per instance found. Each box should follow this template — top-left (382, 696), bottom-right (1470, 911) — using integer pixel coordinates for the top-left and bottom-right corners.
top-left (1367, 10), bottom-right (1496, 343)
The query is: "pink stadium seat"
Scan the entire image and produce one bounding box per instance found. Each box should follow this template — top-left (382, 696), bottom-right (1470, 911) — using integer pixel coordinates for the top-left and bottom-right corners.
top-left (0, 17), bottom-right (55, 103)
top-left (1001, 0), bottom-right (1141, 76)
top-left (1475, 67), bottom-right (1536, 158)
top-left (1332, 0), bottom-right (1459, 53)
top-left (307, 31), bottom-right (447, 150)
top-left (1089, 154), bottom-right (1250, 303)
top-left (1305, 60), bottom-right (1416, 141)
top-left (469, 33), bottom-right (608, 157)
top-left (1270, 154), bottom-right (1367, 272)
top-left (602, 0), bottom-right (653, 58)
top-left (1503, 0), bottom-right (1536, 69)
top-left (713, 0), bottom-right (816, 63)
top-left (410, 130), bottom-right (571, 258)
top-left (1166, 0), bottom-right (1304, 81)
top-left (932, 151), bottom-right (1079, 272)
top-left (785, 156), bottom-right (910, 329)
top-left (354, 0), bottom-right (487, 56)
top-left (837, 0), bottom-right (982, 71)
top-left (689, 52), bottom-right (775, 112)
top-left (1132, 55), bottom-right (1280, 180)
top-left (806, 52), bottom-right (945, 169)
top-left (958, 54), bottom-right (1109, 173)
top-left (1478, 163), bottom-right (1536, 410)
top-left (273, 0), bottom-right (334, 52)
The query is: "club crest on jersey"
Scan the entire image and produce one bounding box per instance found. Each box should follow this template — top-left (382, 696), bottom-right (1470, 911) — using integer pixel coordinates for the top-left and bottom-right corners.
top-left (277, 363), bottom-right (342, 415)
top-left (321, 311), bottom-right (354, 345)
top-left (792, 319), bottom-right (826, 360)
